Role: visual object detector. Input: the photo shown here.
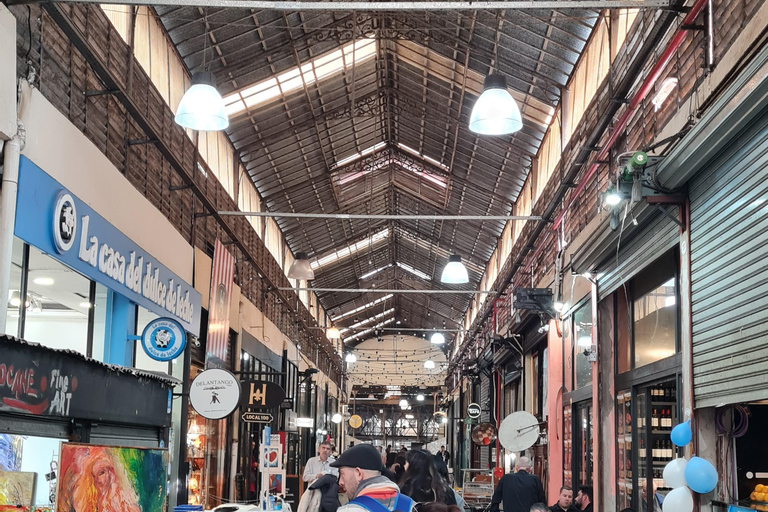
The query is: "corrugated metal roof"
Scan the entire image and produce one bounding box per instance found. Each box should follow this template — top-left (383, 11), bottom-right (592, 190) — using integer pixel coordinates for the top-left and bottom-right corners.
top-left (155, 4), bottom-right (598, 349)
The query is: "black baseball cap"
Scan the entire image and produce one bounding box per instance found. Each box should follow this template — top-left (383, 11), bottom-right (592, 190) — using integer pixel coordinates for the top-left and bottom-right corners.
top-left (330, 443), bottom-right (382, 471)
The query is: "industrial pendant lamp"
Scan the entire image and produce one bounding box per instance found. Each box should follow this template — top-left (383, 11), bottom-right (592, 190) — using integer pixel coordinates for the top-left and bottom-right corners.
top-left (288, 252), bottom-right (314, 280)
top-left (327, 327), bottom-right (341, 339)
top-left (175, 71), bottom-right (229, 131)
top-left (469, 74), bottom-right (522, 136)
top-left (441, 255), bottom-right (469, 284)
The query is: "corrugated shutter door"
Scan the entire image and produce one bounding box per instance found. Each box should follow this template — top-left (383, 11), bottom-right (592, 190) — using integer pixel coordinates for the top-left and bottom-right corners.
top-left (89, 424), bottom-right (164, 448)
top-left (479, 375), bottom-right (491, 468)
top-left (689, 115), bottom-right (768, 407)
top-left (596, 213), bottom-right (679, 300)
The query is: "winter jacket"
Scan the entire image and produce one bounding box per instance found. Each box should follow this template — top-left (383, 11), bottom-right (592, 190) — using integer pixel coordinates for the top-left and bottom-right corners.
top-left (337, 475), bottom-right (415, 512)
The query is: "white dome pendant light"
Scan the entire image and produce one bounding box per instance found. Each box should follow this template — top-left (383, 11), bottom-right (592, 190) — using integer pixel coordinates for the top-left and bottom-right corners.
top-left (441, 255), bottom-right (469, 284)
top-left (469, 74), bottom-right (522, 136)
top-left (175, 71), bottom-right (229, 131)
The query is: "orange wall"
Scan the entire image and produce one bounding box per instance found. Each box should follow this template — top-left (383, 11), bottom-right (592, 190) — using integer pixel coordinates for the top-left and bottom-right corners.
top-left (547, 319), bottom-right (564, 505)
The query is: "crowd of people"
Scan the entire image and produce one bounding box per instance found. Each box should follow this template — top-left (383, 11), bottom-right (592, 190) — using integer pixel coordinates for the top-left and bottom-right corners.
top-left (297, 442), bottom-right (594, 512)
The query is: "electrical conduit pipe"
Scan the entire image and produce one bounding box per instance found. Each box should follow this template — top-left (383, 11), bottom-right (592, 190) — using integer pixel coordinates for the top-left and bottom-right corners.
top-left (0, 121), bottom-right (25, 334)
top-left (551, 0), bottom-right (708, 231)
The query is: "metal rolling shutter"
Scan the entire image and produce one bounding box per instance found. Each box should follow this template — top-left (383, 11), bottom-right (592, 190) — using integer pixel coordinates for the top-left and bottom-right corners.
top-left (89, 423), bottom-right (164, 448)
top-left (689, 113), bottom-right (768, 407)
top-left (596, 212), bottom-right (680, 300)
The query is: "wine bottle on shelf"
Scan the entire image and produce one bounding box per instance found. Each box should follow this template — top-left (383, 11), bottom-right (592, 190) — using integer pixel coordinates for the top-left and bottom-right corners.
top-left (652, 408), bottom-right (659, 428)
top-left (639, 438), bottom-right (646, 459)
top-left (652, 440), bottom-right (658, 459)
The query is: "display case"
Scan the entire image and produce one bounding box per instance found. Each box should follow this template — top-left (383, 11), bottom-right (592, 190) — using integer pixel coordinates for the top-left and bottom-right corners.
top-left (616, 379), bottom-right (678, 512)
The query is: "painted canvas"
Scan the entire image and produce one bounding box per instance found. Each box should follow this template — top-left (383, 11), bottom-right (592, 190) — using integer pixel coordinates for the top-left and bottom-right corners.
top-left (267, 472), bottom-right (285, 496)
top-left (0, 471), bottom-right (35, 512)
top-left (259, 446), bottom-right (281, 470)
top-left (56, 444), bottom-right (167, 512)
top-left (0, 436), bottom-right (23, 472)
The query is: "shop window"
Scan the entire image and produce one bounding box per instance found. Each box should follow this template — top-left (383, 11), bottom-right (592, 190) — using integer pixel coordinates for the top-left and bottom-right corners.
top-left (5, 237), bottom-right (25, 337)
top-left (91, 282), bottom-right (110, 362)
top-left (574, 401), bottom-right (593, 486)
top-left (22, 244), bottom-right (91, 355)
top-left (573, 301), bottom-right (593, 389)
top-left (616, 251), bottom-right (679, 373)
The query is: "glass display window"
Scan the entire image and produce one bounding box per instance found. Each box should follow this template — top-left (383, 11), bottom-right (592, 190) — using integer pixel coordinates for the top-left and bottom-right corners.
top-left (573, 301), bottom-right (593, 390)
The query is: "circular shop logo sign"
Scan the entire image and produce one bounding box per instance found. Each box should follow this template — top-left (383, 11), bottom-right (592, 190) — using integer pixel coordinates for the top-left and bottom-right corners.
top-left (141, 317), bottom-right (187, 361)
top-left (349, 415), bottom-right (363, 429)
top-left (52, 192), bottom-right (77, 253)
top-left (190, 368), bottom-right (241, 420)
top-left (467, 403), bottom-right (482, 419)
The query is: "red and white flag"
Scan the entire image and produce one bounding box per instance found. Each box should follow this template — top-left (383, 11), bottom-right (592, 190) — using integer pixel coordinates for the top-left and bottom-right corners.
top-left (206, 239), bottom-right (235, 369)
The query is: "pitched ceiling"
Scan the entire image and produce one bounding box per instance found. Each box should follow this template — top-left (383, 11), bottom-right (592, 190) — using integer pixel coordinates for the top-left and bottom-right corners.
top-left (155, 5), bottom-right (597, 352)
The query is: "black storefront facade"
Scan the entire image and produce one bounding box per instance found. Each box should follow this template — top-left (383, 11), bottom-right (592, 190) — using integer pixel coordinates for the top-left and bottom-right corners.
top-left (0, 334), bottom-right (174, 509)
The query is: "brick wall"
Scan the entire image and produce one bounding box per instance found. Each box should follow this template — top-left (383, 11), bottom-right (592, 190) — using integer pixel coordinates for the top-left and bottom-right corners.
top-left (9, 3), bottom-right (342, 382)
top-left (462, 0), bottom-right (759, 358)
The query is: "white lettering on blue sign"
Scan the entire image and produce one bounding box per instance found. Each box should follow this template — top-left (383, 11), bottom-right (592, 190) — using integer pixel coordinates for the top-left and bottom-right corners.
top-left (14, 156), bottom-right (202, 335)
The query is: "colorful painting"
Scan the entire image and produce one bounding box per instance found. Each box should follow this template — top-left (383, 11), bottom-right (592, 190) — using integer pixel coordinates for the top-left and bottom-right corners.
top-left (0, 471), bottom-right (35, 512)
top-left (268, 472), bottom-right (285, 496)
top-left (0, 436), bottom-right (23, 472)
top-left (260, 446), bottom-right (282, 470)
top-left (56, 444), bottom-right (167, 512)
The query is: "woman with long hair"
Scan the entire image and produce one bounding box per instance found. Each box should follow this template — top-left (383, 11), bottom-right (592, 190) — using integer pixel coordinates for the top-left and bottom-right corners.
top-left (399, 449), bottom-right (456, 505)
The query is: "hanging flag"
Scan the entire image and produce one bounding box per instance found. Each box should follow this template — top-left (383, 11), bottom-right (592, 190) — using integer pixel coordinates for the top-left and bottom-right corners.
top-left (206, 239), bottom-right (235, 369)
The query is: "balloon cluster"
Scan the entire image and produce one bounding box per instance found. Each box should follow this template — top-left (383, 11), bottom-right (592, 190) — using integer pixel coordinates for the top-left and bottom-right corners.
top-left (661, 420), bottom-right (719, 512)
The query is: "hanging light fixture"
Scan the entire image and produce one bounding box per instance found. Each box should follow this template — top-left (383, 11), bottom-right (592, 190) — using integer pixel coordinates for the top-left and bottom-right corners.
top-left (331, 413), bottom-right (343, 424)
top-left (288, 252), bottom-right (315, 280)
top-left (345, 353), bottom-right (357, 363)
top-left (399, 399), bottom-right (409, 408)
top-left (175, 71), bottom-right (229, 131)
top-left (416, 394), bottom-right (425, 401)
top-left (441, 255), bottom-right (469, 284)
top-left (327, 327), bottom-right (341, 339)
top-left (430, 332), bottom-right (445, 345)
top-left (469, 74), bottom-right (522, 136)
top-left (424, 359), bottom-right (436, 369)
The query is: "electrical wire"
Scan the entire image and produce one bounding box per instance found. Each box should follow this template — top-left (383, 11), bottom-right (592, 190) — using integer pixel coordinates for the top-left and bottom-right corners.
top-left (715, 404), bottom-right (749, 438)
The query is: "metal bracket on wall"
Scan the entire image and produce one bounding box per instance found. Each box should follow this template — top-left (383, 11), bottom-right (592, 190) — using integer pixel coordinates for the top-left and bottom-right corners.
top-left (653, 204), bottom-right (684, 229)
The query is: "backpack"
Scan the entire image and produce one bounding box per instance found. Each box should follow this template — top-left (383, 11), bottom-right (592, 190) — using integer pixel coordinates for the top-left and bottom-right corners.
top-left (351, 494), bottom-right (414, 512)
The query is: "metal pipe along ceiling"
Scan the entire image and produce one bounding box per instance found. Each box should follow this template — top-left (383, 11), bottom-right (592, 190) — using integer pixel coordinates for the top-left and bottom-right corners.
top-left (218, 212), bottom-right (543, 221)
top-left (279, 287), bottom-right (497, 294)
top-left (84, 0), bottom-right (670, 9)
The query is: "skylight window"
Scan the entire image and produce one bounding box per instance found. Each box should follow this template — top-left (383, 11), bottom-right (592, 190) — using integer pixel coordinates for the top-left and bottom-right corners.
top-left (333, 142), bottom-right (387, 170)
top-left (397, 143), bottom-right (449, 171)
top-left (345, 317), bottom-right (396, 343)
top-left (223, 38), bottom-right (377, 116)
top-left (360, 264), bottom-right (392, 280)
top-left (340, 308), bottom-right (396, 335)
top-left (396, 262), bottom-right (431, 280)
top-left (311, 228), bottom-right (389, 270)
top-left (331, 294), bottom-right (394, 322)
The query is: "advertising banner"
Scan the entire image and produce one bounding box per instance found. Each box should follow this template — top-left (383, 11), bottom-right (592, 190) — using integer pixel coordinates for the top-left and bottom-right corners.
top-left (205, 239), bottom-right (235, 369)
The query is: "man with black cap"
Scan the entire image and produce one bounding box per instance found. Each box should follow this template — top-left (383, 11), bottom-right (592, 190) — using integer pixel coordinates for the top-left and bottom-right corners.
top-left (331, 444), bottom-right (415, 512)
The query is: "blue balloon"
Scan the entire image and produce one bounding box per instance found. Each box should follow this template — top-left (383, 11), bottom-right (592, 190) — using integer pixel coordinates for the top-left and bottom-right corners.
top-left (671, 420), bottom-right (693, 447)
top-left (685, 456), bottom-right (718, 494)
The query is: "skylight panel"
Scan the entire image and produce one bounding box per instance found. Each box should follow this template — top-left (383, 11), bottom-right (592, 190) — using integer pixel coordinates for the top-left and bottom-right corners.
top-left (360, 264), bottom-right (392, 280)
top-left (333, 142), bottom-right (387, 170)
top-left (344, 317), bottom-right (395, 343)
top-left (332, 294), bottom-right (394, 322)
top-left (311, 227), bottom-right (389, 269)
top-left (396, 262), bottom-right (431, 280)
top-left (340, 308), bottom-right (396, 335)
top-left (397, 143), bottom-right (450, 171)
top-left (223, 38), bottom-right (376, 117)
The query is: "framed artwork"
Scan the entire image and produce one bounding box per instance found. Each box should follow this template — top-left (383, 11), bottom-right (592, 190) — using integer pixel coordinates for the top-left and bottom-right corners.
top-left (268, 471), bottom-right (286, 496)
top-left (0, 471), bottom-right (35, 512)
top-left (260, 446), bottom-right (282, 470)
top-left (55, 444), bottom-right (167, 512)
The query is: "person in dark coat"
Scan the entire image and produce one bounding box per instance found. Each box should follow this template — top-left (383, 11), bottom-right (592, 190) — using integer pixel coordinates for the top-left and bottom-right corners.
top-left (308, 473), bottom-right (341, 512)
top-left (489, 457), bottom-right (545, 512)
top-left (550, 487), bottom-right (578, 512)
top-left (574, 486), bottom-right (593, 512)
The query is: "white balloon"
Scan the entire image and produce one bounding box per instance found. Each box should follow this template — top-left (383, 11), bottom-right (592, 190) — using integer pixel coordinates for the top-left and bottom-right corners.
top-left (663, 487), bottom-right (693, 512)
top-left (663, 458), bottom-right (689, 489)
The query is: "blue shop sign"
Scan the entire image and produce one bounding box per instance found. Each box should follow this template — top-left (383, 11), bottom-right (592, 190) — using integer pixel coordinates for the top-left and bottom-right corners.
top-left (14, 156), bottom-right (202, 336)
